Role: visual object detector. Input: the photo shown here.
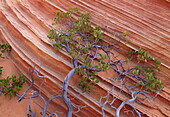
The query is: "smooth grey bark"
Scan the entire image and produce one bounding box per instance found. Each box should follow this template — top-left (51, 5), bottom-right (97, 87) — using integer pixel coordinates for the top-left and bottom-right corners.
top-left (62, 68), bottom-right (75, 117)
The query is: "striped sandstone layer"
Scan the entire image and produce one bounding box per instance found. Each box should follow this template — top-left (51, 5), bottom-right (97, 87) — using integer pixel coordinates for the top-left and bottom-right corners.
top-left (0, 0), bottom-right (170, 116)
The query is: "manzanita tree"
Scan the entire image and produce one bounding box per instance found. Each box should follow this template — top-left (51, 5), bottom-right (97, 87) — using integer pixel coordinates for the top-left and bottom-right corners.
top-left (46, 7), bottom-right (163, 116)
top-left (15, 7), bottom-right (163, 117)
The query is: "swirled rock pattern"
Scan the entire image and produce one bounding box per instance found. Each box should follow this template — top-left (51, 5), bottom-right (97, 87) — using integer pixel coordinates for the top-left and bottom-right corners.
top-left (0, 0), bottom-right (170, 116)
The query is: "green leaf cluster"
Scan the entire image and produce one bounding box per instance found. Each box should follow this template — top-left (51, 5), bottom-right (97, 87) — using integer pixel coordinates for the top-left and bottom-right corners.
top-left (0, 67), bottom-right (3, 76)
top-left (0, 43), bottom-right (11, 58)
top-left (127, 48), bottom-right (161, 71)
top-left (0, 43), bottom-right (11, 76)
top-left (0, 73), bottom-right (26, 98)
top-left (118, 31), bottom-right (131, 43)
top-left (144, 69), bottom-right (163, 90)
top-left (77, 68), bottom-right (100, 93)
top-left (127, 48), bottom-right (163, 91)
top-left (130, 65), bottom-right (141, 76)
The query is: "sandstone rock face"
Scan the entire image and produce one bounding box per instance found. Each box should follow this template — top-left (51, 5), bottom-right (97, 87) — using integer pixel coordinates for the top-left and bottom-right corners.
top-left (0, 0), bottom-right (170, 117)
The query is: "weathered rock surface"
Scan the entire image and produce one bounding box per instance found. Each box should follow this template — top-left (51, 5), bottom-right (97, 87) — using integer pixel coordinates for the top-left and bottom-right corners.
top-left (0, 0), bottom-right (170, 117)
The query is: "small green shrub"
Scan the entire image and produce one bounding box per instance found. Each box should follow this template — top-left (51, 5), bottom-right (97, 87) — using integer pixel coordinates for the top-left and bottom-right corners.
top-left (0, 73), bottom-right (26, 98)
top-left (0, 43), bottom-right (26, 98)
